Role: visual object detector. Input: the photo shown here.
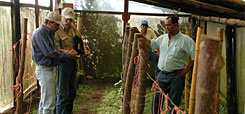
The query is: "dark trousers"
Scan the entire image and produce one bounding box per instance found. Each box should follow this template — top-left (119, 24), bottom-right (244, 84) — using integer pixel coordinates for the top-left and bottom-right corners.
top-left (56, 59), bottom-right (77, 114)
top-left (151, 71), bottom-right (185, 114)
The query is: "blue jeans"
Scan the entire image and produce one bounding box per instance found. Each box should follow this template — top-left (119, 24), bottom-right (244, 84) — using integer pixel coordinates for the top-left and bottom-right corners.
top-left (151, 71), bottom-right (185, 114)
top-left (56, 59), bottom-right (77, 114)
top-left (35, 65), bottom-right (57, 114)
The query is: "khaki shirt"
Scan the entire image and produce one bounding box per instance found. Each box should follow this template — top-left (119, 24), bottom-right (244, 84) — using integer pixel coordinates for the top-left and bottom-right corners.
top-left (143, 28), bottom-right (157, 40)
top-left (55, 24), bottom-right (83, 50)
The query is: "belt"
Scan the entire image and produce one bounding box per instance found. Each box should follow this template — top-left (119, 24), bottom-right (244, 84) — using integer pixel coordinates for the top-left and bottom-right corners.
top-left (161, 69), bottom-right (183, 75)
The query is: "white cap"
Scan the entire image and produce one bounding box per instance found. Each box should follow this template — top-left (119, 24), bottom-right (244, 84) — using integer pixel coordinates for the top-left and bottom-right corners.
top-left (61, 7), bottom-right (75, 20)
top-left (46, 12), bottom-right (64, 25)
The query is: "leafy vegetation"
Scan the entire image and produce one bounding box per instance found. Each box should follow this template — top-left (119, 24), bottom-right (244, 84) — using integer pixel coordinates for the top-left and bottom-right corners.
top-left (73, 0), bottom-right (122, 78)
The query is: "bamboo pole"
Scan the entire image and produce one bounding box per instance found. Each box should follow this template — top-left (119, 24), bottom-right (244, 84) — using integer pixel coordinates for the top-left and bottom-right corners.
top-left (185, 27), bottom-right (191, 109)
top-left (195, 34), bottom-right (224, 114)
top-left (15, 18), bottom-right (28, 114)
top-left (77, 17), bottom-right (82, 31)
top-left (135, 38), bottom-right (151, 114)
top-left (214, 28), bottom-right (224, 113)
top-left (122, 32), bottom-right (140, 114)
top-left (188, 27), bottom-right (202, 114)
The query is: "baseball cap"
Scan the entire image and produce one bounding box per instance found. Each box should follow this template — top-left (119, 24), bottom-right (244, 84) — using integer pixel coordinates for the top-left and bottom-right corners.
top-left (62, 7), bottom-right (75, 20)
top-left (46, 12), bottom-right (64, 25)
top-left (141, 20), bottom-right (148, 26)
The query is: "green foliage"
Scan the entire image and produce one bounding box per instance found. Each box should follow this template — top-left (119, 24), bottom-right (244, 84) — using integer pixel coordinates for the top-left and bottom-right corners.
top-left (77, 0), bottom-right (122, 78)
top-left (154, 20), bottom-right (165, 37)
top-left (97, 86), bottom-right (122, 114)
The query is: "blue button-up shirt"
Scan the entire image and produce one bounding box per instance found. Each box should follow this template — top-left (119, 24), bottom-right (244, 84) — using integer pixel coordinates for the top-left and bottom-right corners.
top-left (31, 24), bottom-right (71, 67)
top-left (151, 32), bottom-right (196, 72)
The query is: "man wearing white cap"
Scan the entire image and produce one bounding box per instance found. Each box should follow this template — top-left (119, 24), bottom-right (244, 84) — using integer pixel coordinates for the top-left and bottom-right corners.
top-left (31, 12), bottom-right (77, 114)
top-left (55, 7), bottom-right (89, 114)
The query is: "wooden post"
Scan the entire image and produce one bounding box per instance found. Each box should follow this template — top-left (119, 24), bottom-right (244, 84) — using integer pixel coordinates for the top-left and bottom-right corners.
top-left (15, 18), bottom-right (28, 114)
top-left (214, 28), bottom-right (224, 113)
top-left (122, 33), bottom-right (140, 114)
top-left (195, 34), bottom-right (224, 114)
top-left (122, 29), bottom-right (137, 93)
top-left (35, 0), bottom-right (39, 28)
top-left (185, 26), bottom-right (191, 109)
top-left (135, 38), bottom-right (151, 114)
top-left (122, 24), bottom-right (130, 81)
top-left (225, 25), bottom-right (238, 114)
top-left (189, 27), bottom-right (202, 114)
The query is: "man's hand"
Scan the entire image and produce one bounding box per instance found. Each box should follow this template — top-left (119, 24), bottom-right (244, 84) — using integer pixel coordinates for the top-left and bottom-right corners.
top-left (84, 50), bottom-right (90, 55)
top-left (177, 69), bottom-right (188, 78)
top-left (58, 49), bottom-right (70, 53)
top-left (177, 60), bottom-right (194, 78)
top-left (69, 49), bottom-right (78, 58)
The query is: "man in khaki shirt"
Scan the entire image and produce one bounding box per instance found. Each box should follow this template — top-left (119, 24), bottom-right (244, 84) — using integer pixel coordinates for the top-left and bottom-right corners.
top-left (140, 20), bottom-right (160, 76)
top-left (54, 7), bottom-right (89, 114)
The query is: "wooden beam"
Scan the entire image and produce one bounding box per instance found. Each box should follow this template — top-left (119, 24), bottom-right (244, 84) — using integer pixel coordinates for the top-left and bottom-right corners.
top-left (74, 10), bottom-right (190, 17)
top-left (19, 3), bottom-right (50, 10)
top-left (50, 0), bottom-right (53, 11)
top-left (130, 0), bottom-right (244, 20)
top-left (192, 14), bottom-right (245, 27)
top-left (0, 1), bottom-right (12, 6)
top-left (196, 0), bottom-right (245, 12)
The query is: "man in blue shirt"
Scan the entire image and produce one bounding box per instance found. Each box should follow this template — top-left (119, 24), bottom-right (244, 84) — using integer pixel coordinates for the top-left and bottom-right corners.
top-left (150, 16), bottom-right (195, 114)
top-left (31, 12), bottom-right (77, 114)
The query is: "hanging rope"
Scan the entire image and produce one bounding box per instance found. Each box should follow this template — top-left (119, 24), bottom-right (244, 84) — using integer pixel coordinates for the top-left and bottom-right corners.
top-left (145, 73), bottom-right (187, 114)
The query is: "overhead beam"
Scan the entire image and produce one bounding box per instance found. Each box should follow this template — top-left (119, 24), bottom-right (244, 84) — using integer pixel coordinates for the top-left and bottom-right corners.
top-left (74, 10), bottom-right (190, 17)
top-left (0, 1), bottom-right (12, 6)
top-left (196, 0), bottom-right (245, 12)
top-left (130, 0), bottom-right (245, 20)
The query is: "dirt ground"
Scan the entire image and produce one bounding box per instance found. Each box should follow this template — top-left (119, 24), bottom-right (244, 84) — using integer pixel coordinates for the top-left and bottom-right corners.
top-left (73, 77), bottom-right (120, 114)
top-left (5, 77), bottom-right (120, 114)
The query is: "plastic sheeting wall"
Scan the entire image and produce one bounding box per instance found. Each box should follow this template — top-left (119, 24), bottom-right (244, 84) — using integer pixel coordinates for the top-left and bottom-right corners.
top-left (0, 6), bottom-right (49, 113)
top-left (0, 6), bottom-right (13, 113)
top-left (236, 27), bottom-right (245, 114)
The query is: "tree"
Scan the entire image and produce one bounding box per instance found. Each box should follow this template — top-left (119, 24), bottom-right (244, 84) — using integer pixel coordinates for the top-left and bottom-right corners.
top-left (76, 0), bottom-right (122, 78)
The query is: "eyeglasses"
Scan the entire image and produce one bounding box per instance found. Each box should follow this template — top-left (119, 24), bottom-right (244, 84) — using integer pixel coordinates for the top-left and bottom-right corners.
top-left (165, 24), bottom-right (173, 27)
top-left (66, 19), bottom-right (73, 21)
top-left (50, 21), bottom-right (60, 26)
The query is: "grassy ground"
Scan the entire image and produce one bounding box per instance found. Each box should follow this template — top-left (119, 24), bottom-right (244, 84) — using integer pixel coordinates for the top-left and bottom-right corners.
top-left (6, 77), bottom-right (227, 114)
